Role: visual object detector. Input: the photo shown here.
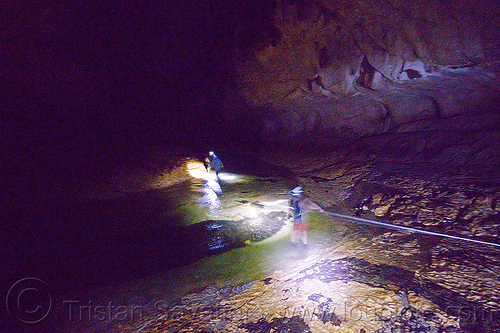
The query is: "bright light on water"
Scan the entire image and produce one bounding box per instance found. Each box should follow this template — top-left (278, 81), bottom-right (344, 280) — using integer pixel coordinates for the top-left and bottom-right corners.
top-left (186, 161), bottom-right (245, 183)
top-left (256, 199), bottom-right (291, 210)
top-left (244, 206), bottom-right (260, 219)
top-left (218, 173), bottom-right (242, 182)
top-left (186, 161), bottom-right (212, 179)
top-left (199, 189), bottom-right (220, 216)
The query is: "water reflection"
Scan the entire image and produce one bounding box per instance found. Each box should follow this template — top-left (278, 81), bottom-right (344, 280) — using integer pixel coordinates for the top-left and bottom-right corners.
top-left (198, 178), bottom-right (222, 218)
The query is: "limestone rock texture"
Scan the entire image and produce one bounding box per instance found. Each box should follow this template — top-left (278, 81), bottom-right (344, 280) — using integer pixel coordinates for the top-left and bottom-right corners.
top-left (237, 0), bottom-right (500, 142)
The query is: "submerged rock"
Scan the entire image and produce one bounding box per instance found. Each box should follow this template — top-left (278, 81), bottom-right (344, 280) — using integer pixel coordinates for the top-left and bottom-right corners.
top-left (239, 315), bottom-right (310, 333)
top-left (180, 211), bottom-right (288, 257)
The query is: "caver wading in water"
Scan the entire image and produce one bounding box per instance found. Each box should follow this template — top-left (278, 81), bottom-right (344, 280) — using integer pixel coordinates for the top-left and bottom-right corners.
top-left (289, 186), bottom-right (324, 246)
top-left (208, 151), bottom-right (224, 179)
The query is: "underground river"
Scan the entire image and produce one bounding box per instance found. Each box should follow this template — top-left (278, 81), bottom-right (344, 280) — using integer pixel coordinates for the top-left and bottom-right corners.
top-left (4, 152), bottom-right (500, 333)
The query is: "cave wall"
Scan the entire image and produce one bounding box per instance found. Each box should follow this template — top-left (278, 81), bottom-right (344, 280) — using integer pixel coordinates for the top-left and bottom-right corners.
top-left (3, 0), bottom-right (500, 190)
top-left (6, 0), bottom-right (499, 148)
top-left (237, 0), bottom-right (500, 141)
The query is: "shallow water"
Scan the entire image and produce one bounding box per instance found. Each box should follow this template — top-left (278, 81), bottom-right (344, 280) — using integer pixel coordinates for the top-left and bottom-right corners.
top-left (65, 166), bottom-right (346, 329)
top-left (4, 159), bottom-right (500, 332)
top-left (2, 160), bottom-right (302, 329)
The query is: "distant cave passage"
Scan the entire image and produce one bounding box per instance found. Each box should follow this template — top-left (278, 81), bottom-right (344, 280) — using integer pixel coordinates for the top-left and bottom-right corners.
top-left (356, 56), bottom-right (377, 89)
top-left (404, 68), bottom-right (422, 79)
top-left (307, 75), bottom-right (323, 91)
top-left (318, 46), bottom-right (332, 69)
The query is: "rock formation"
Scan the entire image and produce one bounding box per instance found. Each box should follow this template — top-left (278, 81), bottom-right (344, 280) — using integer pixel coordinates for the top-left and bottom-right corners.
top-left (236, 0), bottom-right (500, 142)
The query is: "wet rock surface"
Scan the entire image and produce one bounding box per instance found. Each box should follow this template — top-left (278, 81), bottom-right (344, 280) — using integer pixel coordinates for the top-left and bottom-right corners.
top-left (350, 176), bottom-right (500, 240)
top-left (126, 239), bottom-right (498, 332)
top-left (300, 257), bottom-right (500, 332)
top-left (239, 315), bottom-right (310, 333)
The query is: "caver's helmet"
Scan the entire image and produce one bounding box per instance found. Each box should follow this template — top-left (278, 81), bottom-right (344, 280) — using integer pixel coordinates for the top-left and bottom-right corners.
top-left (290, 186), bottom-right (304, 196)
